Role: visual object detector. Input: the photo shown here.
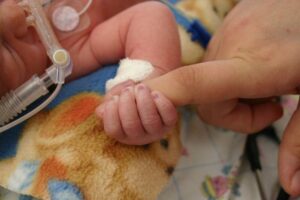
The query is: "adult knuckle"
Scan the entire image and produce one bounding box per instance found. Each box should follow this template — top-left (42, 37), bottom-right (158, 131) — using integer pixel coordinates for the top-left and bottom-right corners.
top-left (197, 107), bottom-right (214, 123)
top-left (177, 67), bottom-right (198, 87)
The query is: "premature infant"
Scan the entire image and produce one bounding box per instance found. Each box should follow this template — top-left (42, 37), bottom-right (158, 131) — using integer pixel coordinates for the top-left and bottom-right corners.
top-left (0, 0), bottom-right (181, 145)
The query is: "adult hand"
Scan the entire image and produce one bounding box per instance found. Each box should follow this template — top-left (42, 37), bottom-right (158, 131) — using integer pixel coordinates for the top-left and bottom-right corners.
top-left (145, 0), bottom-right (300, 195)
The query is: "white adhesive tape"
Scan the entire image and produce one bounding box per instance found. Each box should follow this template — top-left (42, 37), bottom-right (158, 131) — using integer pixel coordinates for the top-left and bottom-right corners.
top-left (106, 58), bottom-right (154, 91)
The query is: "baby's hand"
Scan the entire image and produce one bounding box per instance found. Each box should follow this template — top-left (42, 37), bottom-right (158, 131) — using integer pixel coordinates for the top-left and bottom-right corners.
top-left (96, 83), bottom-right (178, 145)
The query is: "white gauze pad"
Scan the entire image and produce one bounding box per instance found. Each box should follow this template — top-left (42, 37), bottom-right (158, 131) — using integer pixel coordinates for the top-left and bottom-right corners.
top-left (106, 58), bottom-right (154, 91)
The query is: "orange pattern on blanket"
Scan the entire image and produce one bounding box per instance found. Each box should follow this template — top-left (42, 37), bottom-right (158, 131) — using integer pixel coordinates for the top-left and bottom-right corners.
top-left (1, 93), bottom-right (181, 199)
top-left (41, 94), bottom-right (102, 137)
top-left (58, 97), bottom-right (100, 126)
top-left (32, 157), bottom-right (67, 195)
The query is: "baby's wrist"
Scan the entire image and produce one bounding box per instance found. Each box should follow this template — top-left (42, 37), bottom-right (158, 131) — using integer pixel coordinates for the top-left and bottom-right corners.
top-left (105, 58), bottom-right (154, 91)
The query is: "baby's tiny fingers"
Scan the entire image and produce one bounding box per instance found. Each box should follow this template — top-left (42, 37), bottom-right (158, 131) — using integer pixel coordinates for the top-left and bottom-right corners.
top-left (119, 87), bottom-right (146, 139)
top-left (103, 96), bottom-right (126, 140)
top-left (105, 80), bottom-right (135, 101)
top-left (95, 104), bottom-right (105, 118)
top-left (135, 84), bottom-right (164, 137)
top-left (152, 91), bottom-right (178, 127)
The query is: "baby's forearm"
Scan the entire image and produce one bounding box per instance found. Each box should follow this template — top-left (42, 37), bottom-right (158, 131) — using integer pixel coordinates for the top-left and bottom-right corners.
top-left (84, 2), bottom-right (180, 79)
top-left (98, 0), bottom-right (153, 19)
top-left (63, 0), bottom-right (181, 85)
top-left (124, 2), bottom-right (181, 76)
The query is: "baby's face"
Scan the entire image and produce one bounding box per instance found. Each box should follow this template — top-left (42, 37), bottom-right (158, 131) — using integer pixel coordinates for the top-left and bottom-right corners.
top-left (0, 0), bottom-right (47, 96)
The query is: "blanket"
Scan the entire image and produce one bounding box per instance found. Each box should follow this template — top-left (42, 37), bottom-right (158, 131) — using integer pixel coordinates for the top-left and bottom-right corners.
top-left (0, 0), bottom-right (293, 199)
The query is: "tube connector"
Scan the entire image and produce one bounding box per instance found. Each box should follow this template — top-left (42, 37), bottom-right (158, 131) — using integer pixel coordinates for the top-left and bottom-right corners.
top-left (0, 75), bottom-right (48, 126)
top-left (0, 0), bottom-right (73, 132)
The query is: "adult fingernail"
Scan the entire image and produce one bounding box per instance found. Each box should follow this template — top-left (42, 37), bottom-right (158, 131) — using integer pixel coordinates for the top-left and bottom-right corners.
top-left (291, 170), bottom-right (300, 194)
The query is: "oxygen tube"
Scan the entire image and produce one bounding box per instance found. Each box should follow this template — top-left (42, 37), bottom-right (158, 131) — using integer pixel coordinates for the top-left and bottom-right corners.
top-left (0, 0), bottom-right (94, 133)
top-left (0, 0), bottom-right (73, 133)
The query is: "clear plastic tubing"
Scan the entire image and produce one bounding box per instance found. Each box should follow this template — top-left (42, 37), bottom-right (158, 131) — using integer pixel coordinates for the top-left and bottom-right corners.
top-left (0, 0), bottom-right (73, 132)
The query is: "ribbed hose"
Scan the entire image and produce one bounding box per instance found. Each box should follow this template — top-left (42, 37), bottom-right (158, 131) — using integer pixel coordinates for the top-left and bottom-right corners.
top-left (0, 91), bottom-right (25, 126)
top-left (0, 61), bottom-right (71, 133)
top-left (0, 75), bottom-right (49, 129)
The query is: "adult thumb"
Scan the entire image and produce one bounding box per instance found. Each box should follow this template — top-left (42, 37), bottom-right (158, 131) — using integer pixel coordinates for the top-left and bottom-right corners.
top-left (144, 64), bottom-right (198, 106)
top-left (279, 103), bottom-right (300, 196)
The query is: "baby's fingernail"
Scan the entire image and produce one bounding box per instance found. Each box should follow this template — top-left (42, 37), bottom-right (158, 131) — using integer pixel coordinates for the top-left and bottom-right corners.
top-left (151, 91), bottom-right (160, 100)
top-left (112, 95), bottom-right (119, 102)
top-left (135, 84), bottom-right (146, 93)
top-left (96, 105), bottom-right (105, 117)
top-left (122, 86), bottom-right (133, 93)
top-left (292, 170), bottom-right (300, 194)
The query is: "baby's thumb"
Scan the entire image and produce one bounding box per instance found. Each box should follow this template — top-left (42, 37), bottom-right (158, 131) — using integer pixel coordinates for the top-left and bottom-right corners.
top-left (279, 104), bottom-right (300, 196)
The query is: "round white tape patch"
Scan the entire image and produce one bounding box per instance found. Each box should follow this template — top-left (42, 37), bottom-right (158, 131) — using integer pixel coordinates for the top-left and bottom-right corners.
top-left (52, 6), bottom-right (80, 32)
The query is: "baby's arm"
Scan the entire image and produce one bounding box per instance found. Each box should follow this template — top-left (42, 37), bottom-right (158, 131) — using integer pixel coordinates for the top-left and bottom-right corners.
top-left (80, 2), bottom-right (180, 145)
top-left (101, 2), bottom-right (180, 145)
top-left (96, 0), bottom-right (152, 19)
top-left (74, 1), bottom-right (180, 77)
